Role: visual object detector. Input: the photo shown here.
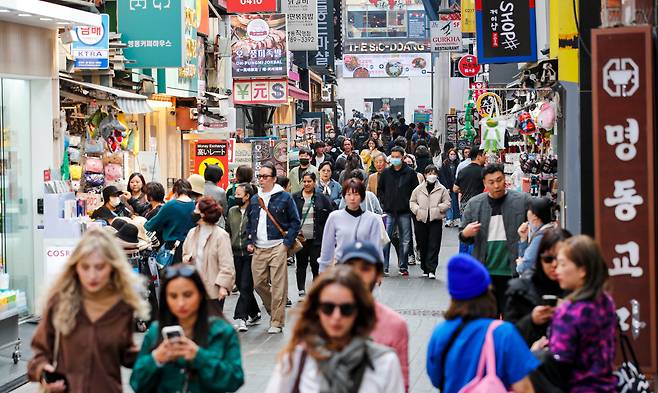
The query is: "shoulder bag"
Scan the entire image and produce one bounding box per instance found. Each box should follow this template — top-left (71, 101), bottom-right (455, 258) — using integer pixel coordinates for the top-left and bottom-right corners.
top-left (297, 195), bottom-right (315, 243)
top-left (459, 319), bottom-right (510, 393)
top-left (291, 350), bottom-right (307, 393)
top-left (614, 324), bottom-right (652, 393)
top-left (258, 197), bottom-right (303, 257)
top-left (155, 240), bottom-right (180, 267)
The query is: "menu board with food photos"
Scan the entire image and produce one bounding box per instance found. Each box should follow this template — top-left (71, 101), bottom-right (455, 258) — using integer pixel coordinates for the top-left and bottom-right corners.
top-left (342, 53), bottom-right (430, 78)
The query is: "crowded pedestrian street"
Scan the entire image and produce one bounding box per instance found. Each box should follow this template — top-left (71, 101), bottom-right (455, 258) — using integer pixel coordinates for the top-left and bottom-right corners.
top-left (1, 0), bottom-right (658, 392)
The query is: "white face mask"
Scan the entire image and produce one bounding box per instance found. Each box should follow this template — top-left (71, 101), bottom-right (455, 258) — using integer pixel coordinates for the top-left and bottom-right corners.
top-left (426, 174), bottom-right (438, 183)
top-left (110, 197), bottom-right (121, 207)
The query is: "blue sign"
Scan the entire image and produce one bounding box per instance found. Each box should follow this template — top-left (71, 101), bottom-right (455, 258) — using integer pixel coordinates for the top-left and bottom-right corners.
top-left (73, 14), bottom-right (109, 69)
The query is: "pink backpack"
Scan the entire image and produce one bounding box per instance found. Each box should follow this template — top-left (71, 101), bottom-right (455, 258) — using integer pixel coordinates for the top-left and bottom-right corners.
top-left (459, 320), bottom-right (511, 393)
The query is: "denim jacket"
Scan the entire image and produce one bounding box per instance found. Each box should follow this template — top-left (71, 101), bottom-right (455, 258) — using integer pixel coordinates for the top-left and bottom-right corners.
top-left (246, 187), bottom-right (301, 248)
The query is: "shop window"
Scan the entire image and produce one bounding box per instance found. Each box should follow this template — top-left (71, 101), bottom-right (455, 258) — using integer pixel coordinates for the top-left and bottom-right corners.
top-left (346, 8), bottom-right (426, 39)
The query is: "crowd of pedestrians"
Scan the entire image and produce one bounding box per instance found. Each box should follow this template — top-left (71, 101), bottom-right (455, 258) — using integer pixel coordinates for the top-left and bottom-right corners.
top-left (27, 115), bottom-right (633, 393)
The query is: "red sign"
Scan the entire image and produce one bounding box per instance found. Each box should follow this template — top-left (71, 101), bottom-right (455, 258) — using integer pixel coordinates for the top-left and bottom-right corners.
top-left (227, 0), bottom-right (277, 14)
top-left (458, 55), bottom-right (480, 77)
top-left (191, 140), bottom-right (230, 190)
top-left (470, 81), bottom-right (488, 102)
top-left (592, 26), bottom-right (657, 373)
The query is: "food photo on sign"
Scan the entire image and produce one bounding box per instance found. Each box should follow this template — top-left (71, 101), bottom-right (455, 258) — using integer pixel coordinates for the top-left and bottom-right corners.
top-left (342, 53), bottom-right (430, 78)
top-left (231, 14), bottom-right (288, 77)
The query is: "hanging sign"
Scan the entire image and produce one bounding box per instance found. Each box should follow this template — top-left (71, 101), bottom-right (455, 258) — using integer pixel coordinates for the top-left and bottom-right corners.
top-left (461, 0), bottom-right (476, 33)
top-left (458, 54), bottom-right (480, 77)
top-left (227, 0), bottom-right (278, 13)
top-left (476, 92), bottom-right (502, 117)
top-left (191, 140), bottom-right (230, 190)
top-left (232, 79), bottom-right (289, 105)
top-left (475, 0), bottom-right (537, 64)
top-left (118, 0), bottom-right (185, 68)
top-left (231, 14), bottom-right (288, 77)
top-left (306, 0), bottom-right (335, 72)
top-left (282, 0), bottom-right (319, 51)
top-left (73, 14), bottom-right (109, 69)
top-left (470, 81), bottom-right (488, 102)
top-left (430, 17), bottom-right (462, 52)
top-left (592, 26), bottom-right (657, 374)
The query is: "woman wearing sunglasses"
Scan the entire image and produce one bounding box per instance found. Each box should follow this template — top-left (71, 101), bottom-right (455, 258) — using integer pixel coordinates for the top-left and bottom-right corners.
top-left (504, 228), bottom-right (571, 346)
top-left (265, 266), bottom-right (404, 393)
top-left (130, 265), bottom-right (244, 393)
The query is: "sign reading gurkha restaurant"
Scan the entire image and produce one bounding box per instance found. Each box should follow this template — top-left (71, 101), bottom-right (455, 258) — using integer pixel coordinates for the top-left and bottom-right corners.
top-left (592, 26), bottom-right (657, 374)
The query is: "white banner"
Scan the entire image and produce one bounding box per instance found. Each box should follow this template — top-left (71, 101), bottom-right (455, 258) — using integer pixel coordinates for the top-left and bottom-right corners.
top-left (282, 0), bottom-right (319, 51)
top-left (430, 19), bottom-right (462, 52)
top-left (342, 53), bottom-right (431, 78)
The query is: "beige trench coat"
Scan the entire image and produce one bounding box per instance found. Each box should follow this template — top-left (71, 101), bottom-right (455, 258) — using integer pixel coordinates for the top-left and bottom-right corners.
top-left (182, 225), bottom-right (235, 299)
top-left (409, 181), bottom-right (451, 223)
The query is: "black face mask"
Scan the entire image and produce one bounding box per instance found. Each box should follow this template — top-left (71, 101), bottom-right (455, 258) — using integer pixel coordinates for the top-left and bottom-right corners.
top-left (299, 158), bottom-right (310, 166)
top-left (239, 197), bottom-right (249, 206)
top-left (192, 212), bottom-right (202, 223)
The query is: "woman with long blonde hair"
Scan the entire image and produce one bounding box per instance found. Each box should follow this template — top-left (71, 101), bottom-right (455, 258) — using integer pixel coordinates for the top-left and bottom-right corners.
top-left (28, 228), bottom-right (149, 393)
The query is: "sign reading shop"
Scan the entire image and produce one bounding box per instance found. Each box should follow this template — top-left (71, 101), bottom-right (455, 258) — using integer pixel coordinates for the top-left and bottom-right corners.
top-left (475, 0), bottom-right (537, 64)
top-left (344, 41), bottom-right (429, 54)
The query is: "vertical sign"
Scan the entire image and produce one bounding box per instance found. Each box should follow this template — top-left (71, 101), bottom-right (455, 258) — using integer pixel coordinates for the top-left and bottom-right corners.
top-left (282, 0), bottom-right (319, 51)
top-left (73, 14), bottom-right (109, 69)
top-left (231, 14), bottom-right (288, 77)
top-left (307, 0), bottom-right (335, 72)
top-left (461, 0), bottom-right (476, 32)
top-left (118, 0), bottom-right (184, 68)
top-left (430, 15), bottom-right (462, 52)
top-left (475, 0), bottom-right (537, 64)
top-left (592, 26), bottom-right (656, 373)
top-left (192, 140), bottom-right (230, 190)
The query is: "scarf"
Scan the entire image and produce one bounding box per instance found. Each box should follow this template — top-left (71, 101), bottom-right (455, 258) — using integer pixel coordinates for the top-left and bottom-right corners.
top-left (314, 337), bottom-right (371, 393)
top-left (320, 180), bottom-right (332, 196)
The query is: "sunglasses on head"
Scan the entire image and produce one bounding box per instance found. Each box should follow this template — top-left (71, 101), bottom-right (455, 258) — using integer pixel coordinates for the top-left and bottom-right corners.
top-left (319, 302), bottom-right (357, 317)
top-left (164, 264), bottom-right (197, 280)
top-left (540, 254), bottom-right (557, 264)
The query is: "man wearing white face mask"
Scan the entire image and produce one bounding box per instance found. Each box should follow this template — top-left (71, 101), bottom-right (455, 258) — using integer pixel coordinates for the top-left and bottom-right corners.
top-left (409, 165), bottom-right (451, 279)
top-left (91, 185), bottom-right (132, 224)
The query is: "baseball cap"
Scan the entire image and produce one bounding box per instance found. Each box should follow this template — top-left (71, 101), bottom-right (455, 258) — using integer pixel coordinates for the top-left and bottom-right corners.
top-left (339, 241), bottom-right (383, 266)
top-left (102, 185), bottom-right (122, 202)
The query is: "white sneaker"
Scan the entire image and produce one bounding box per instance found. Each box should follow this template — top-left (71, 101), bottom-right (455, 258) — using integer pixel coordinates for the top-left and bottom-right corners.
top-left (298, 290), bottom-right (306, 297)
top-left (429, 272), bottom-right (436, 279)
top-left (238, 319), bottom-right (248, 332)
top-left (246, 313), bottom-right (261, 326)
top-left (267, 326), bottom-right (283, 334)
top-left (422, 273), bottom-right (429, 278)
top-left (445, 220), bottom-right (452, 227)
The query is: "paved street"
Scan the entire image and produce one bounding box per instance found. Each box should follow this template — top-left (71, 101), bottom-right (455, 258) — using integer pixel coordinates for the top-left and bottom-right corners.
top-left (12, 227), bottom-right (458, 393)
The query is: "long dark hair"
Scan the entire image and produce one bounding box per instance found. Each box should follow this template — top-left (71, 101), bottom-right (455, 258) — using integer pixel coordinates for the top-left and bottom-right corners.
top-left (529, 197), bottom-right (554, 225)
top-left (156, 265), bottom-right (212, 347)
top-left (128, 173), bottom-right (147, 194)
top-left (282, 266), bottom-right (376, 362)
top-left (560, 235), bottom-right (609, 302)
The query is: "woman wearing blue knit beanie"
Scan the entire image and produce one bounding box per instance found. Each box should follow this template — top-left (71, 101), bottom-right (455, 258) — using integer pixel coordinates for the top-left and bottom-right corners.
top-left (426, 253), bottom-right (538, 393)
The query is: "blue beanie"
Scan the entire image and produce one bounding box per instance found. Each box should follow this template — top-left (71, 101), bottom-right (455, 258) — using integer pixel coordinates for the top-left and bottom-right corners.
top-left (447, 253), bottom-right (491, 300)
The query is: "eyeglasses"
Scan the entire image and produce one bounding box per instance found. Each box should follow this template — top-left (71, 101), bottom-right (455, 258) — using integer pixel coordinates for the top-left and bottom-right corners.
top-left (164, 264), bottom-right (197, 280)
top-left (256, 174), bottom-right (275, 179)
top-left (318, 302), bottom-right (357, 317)
top-left (540, 254), bottom-right (557, 264)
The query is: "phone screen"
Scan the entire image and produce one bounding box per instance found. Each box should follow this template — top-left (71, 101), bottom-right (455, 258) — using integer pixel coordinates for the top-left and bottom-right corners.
top-left (166, 330), bottom-right (182, 339)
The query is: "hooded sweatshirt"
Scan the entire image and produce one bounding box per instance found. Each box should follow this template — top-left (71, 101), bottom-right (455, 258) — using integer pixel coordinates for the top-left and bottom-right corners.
top-left (256, 184), bottom-right (285, 248)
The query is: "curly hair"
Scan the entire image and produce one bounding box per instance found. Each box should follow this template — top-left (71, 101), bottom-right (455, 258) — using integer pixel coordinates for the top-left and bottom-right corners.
top-left (197, 196), bottom-right (222, 224)
top-left (44, 228), bottom-right (150, 335)
top-left (281, 266), bottom-right (376, 365)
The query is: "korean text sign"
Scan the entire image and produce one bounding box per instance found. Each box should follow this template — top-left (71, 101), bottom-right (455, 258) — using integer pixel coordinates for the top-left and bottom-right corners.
top-left (306, 0), bottom-right (335, 71)
top-left (231, 14), bottom-right (288, 77)
top-left (118, 0), bottom-right (185, 68)
top-left (592, 26), bottom-right (656, 373)
top-left (475, 0), bottom-right (537, 64)
top-left (73, 14), bottom-right (109, 69)
top-left (282, 0), bottom-right (319, 51)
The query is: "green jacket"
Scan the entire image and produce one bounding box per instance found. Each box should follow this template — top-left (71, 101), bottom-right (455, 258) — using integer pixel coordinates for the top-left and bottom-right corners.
top-left (129, 319), bottom-right (244, 393)
top-left (226, 205), bottom-right (249, 256)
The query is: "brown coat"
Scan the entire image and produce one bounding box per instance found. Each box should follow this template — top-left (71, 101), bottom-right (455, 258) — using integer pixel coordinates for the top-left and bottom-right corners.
top-left (182, 224), bottom-right (235, 299)
top-left (409, 181), bottom-right (452, 223)
top-left (367, 172), bottom-right (381, 195)
top-left (28, 300), bottom-right (136, 393)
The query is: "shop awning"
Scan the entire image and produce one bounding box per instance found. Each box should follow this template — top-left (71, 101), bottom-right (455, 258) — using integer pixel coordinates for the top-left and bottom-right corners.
top-left (60, 77), bottom-right (153, 114)
top-left (0, 0), bottom-right (100, 29)
top-left (288, 85), bottom-right (309, 101)
top-left (206, 91), bottom-right (231, 100)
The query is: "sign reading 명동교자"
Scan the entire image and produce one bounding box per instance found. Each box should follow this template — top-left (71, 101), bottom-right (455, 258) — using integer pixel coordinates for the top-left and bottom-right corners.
top-left (231, 14), bottom-right (287, 77)
top-left (118, 0), bottom-right (185, 68)
top-left (430, 16), bottom-right (462, 52)
top-left (232, 79), bottom-right (289, 105)
top-left (592, 26), bottom-right (657, 374)
top-left (282, 0), bottom-right (319, 51)
top-left (475, 0), bottom-right (537, 64)
top-left (73, 14), bottom-right (109, 69)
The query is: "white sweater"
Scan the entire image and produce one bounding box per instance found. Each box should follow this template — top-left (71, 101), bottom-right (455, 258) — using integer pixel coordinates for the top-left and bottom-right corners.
top-left (317, 209), bottom-right (383, 272)
top-left (265, 346), bottom-right (405, 393)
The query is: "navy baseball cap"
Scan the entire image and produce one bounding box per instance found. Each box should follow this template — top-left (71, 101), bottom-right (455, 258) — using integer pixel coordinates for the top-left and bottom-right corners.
top-left (339, 241), bottom-right (383, 266)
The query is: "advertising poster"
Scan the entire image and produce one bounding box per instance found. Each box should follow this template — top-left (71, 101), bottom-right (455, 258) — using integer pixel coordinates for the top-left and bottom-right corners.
top-left (191, 140), bottom-right (230, 189)
top-left (229, 143), bottom-right (253, 181)
top-left (231, 14), bottom-right (288, 77)
top-left (430, 17), bottom-right (462, 52)
top-left (407, 10), bottom-right (427, 39)
top-left (73, 14), bottom-right (109, 69)
top-left (248, 138), bottom-right (288, 176)
top-left (298, 113), bottom-right (324, 142)
top-left (282, 0), bottom-right (319, 51)
top-left (227, 0), bottom-right (278, 13)
top-left (475, 0), bottom-right (537, 64)
top-left (342, 53), bottom-right (431, 78)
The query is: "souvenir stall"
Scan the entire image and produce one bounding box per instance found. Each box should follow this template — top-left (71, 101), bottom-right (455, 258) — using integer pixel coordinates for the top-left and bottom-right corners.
top-left (460, 86), bottom-right (560, 200)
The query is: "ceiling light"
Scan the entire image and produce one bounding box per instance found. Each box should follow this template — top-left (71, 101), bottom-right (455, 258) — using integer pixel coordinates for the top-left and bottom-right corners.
top-left (40, 17), bottom-right (53, 21)
top-left (0, 9), bottom-right (10, 13)
top-left (57, 21), bottom-right (69, 25)
top-left (18, 13), bottom-right (32, 17)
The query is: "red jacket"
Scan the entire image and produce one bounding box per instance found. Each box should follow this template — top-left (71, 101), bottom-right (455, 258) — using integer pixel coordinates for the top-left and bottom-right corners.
top-left (371, 301), bottom-right (410, 392)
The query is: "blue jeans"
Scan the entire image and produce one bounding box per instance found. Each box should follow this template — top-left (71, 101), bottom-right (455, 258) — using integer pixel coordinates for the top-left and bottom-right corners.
top-left (384, 213), bottom-right (412, 272)
top-left (447, 191), bottom-right (461, 221)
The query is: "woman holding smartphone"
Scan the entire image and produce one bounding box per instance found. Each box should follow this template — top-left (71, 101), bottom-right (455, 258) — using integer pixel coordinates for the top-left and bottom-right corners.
top-left (28, 228), bottom-right (150, 393)
top-left (130, 264), bottom-right (244, 393)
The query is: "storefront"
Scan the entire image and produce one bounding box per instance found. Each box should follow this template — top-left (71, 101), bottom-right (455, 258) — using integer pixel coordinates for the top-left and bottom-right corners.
top-left (0, 2), bottom-right (100, 316)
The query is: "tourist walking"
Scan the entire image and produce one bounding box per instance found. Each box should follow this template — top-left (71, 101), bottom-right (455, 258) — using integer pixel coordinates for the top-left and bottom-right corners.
top-left (316, 161), bottom-right (342, 207)
top-left (290, 148), bottom-right (319, 195)
top-left (203, 164), bottom-right (228, 226)
top-left (439, 148), bottom-right (460, 227)
top-left (227, 165), bottom-right (254, 209)
top-left (516, 197), bottom-right (557, 274)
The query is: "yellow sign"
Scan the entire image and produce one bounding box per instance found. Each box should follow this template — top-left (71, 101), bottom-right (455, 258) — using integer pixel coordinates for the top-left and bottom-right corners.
top-left (461, 0), bottom-right (475, 33)
top-left (549, 0), bottom-right (579, 83)
top-left (476, 92), bottom-right (502, 117)
top-left (198, 157), bottom-right (226, 177)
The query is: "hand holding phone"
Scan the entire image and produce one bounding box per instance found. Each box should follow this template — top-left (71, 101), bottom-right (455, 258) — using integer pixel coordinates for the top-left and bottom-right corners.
top-left (541, 295), bottom-right (558, 307)
top-left (41, 364), bottom-right (67, 393)
top-left (162, 325), bottom-right (184, 341)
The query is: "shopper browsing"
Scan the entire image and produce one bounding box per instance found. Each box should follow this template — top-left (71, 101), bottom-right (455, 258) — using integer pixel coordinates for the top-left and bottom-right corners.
top-left (516, 197), bottom-right (557, 274)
